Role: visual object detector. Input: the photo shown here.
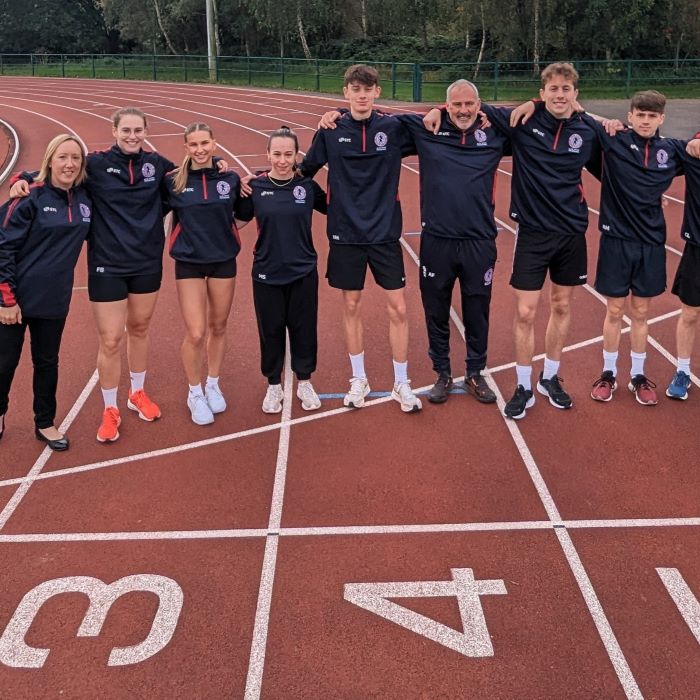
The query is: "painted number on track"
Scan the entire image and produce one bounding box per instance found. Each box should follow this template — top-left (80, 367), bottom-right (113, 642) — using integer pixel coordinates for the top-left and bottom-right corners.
top-left (344, 567), bottom-right (507, 657)
top-left (0, 574), bottom-right (184, 668)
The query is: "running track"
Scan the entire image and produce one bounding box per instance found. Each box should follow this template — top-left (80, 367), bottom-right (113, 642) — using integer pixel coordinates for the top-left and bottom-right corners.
top-left (0, 77), bottom-right (698, 699)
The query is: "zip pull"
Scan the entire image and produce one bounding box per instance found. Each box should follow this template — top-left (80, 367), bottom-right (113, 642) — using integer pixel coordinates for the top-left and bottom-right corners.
top-left (202, 172), bottom-right (208, 199)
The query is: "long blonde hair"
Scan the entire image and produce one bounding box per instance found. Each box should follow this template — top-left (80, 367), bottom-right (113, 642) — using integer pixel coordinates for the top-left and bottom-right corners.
top-left (172, 122), bottom-right (215, 194)
top-left (36, 134), bottom-right (87, 187)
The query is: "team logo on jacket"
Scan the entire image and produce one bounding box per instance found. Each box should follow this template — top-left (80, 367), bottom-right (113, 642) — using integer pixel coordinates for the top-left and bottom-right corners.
top-left (483, 267), bottom-right (494, 286)
top-left (568, 134), bottom-right (583, 152)
top-left (657, 149), bottom-right (669, 166)
top-left (293, 185), bottom-right (306, 203)
top-left (79, 203), bottom-right (91, 221)
top-left (141, 163), bottom-right (156, 181)
top-left (217, 181), bottom-right (231, 197)
top-left (475, 129), bottom-right (487, 144)
top-left (374, 131), bottom-right (388, 150)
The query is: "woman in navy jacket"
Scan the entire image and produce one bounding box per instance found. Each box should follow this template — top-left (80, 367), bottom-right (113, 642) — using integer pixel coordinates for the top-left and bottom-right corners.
top-left (165, 123), bottom-right (247, 426)
top-left (0, 134), bottom-right (91, 450)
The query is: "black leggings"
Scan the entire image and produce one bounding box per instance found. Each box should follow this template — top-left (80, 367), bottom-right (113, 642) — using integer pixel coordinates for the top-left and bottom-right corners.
top-left (0, 316), bottom-right (66, 428)
top-left (253, 270), bottom-right (318, 385)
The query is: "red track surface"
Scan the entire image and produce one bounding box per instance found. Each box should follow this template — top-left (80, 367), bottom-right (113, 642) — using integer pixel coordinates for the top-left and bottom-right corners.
top-left (0, 77), bottom-right (698, 699)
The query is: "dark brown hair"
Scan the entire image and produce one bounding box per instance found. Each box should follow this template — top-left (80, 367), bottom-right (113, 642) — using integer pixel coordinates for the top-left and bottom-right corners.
top-left (630, 90), bottom-right (666, 114)
top-left (343, 64), bottom-right (379, 88)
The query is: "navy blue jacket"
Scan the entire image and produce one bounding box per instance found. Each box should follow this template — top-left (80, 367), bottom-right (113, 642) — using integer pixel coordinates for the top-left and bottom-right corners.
top-left (237, 173), bottom-right (327, 285)
top-left (300, 110), bottom-right (413, 245)
top-left (679, 136), bottom-right (700, 247)
top-left (581, 116), bottom-right (686, 245)
top-left (399, 111), bottom-right (510, 240)
top-left (0, 182), bottom-right (91, 318)
top-left (166, 167), bottom-right (243, 264)
top-left (484, 103), bottom-right (599, 236)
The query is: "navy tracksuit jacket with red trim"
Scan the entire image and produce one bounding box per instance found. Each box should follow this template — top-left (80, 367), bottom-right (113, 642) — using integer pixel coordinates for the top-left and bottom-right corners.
top-left (0, 182), bottom-right (91, 318)
top-left (300, 110), bottom-right (413, 245)
top-left (166, 167), bottom-right (243, 264)
top-left (483, 103), bottom-right (599, 236)
top-left (581, 115), bottom-right (687, 245)
top-left (679, 132), bottom-right (700, 247)
top-left (237, 173), bottom-right (327, 285)
top-left (398, 111), bottom-right (510, 240)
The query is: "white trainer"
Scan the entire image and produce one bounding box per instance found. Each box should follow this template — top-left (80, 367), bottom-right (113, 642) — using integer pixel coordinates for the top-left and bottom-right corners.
top-left (262, 384), bottom-right (284, 414)
top-left (205, 383), bottom-right (227, 413)
top-left (344, 376), bottom-right (370, 408)
top-left (297, 381), bottom-right (321, 410)
top-left (391, 380), bottom-right (422, 413)
top-left (188, 393), bottom-right (215, 425)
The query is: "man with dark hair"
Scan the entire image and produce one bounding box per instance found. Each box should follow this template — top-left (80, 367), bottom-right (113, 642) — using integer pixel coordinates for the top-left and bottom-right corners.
top-left (301, 64), bottom-right (423, 413)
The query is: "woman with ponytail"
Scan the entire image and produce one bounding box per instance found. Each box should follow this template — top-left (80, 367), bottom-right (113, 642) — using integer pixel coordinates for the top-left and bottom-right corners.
top-left (166, 123), bottom-right (247, 425)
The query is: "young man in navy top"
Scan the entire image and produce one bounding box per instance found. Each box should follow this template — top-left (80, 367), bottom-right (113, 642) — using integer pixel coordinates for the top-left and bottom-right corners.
top-left (301, 64), bottom-right (422, 413)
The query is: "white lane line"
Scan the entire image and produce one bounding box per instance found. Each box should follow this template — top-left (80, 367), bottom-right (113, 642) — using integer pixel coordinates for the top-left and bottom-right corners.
top-left (0, 529), bottom-right (267, 542)
top-left (244, 339), bottom-right (294, 699)
top-left (656, 568), bottom-right (700, 644)
top-left (556, 529), bottom-right (643, 699)
top-left (0, 103), bottom-right (87, 152)
top-left (0, 371), bottom-right (99, 531)
top-left (0, 118), bottom-right (20, 183)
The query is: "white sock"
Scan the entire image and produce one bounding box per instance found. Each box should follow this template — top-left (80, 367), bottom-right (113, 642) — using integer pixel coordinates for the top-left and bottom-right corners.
top-left (206, 376), bottom-right (219, 389)
top-left (130, 370), bottom-right (146, 393)
top-left (349, 352), bottom-right (366, 379)
top-left (603, 350), bottom-right (618, 375)
top-left (630, 351), bottom-right (646, 377)
top-left (101, 387), bottom-right (118, 409)
top-left (516, 365), bottom-right (532, 391)
top-left (677, 358), bottom-right (691, 376)
top-left (189, 384), bottom-right (203, 396)
top-left (393, 360), bottom-right (408, 384)
top-left (542, 357), bottom-right (560, 381)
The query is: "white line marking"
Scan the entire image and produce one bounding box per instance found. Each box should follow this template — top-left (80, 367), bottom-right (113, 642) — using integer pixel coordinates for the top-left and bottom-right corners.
top-left (656, 567), bottom-right (700, 644)
top-left (0, 118), bottom-right (20, 183)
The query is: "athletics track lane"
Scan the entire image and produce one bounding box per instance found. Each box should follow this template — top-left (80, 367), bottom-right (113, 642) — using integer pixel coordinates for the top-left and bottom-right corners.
top-left (0, 77), bottom-right (697, 699)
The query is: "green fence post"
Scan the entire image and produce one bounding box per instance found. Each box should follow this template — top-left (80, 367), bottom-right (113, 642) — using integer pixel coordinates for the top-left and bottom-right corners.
top-left (92, 54), bottom-right (96, 78)
top-left (494, 60), bottom-right (499, 100)
top-left (248, 57), bottom-right (252, 85)
top-left (152, 54), bottom-right (157, 81)
top-left (281, 58), bottom-right (285, 87)
top-left (122, 55), bottom-right (126, 78)
top-left (61, 54), bottom-right (65, 78)
top-left (625, 59), bottom-right (632, 98)
top-left (316, 58), bottom-right (320, 92)
top-left (391, 62), bottom-right (397, 99)
top-left (31, 54), bottom-right (34, 77)
top-left (0, 55), bottom-right (3, 76)
top-left (412, 63), bottom-right (421, 102)
top-left (183, 54), bottom-right (187, 82)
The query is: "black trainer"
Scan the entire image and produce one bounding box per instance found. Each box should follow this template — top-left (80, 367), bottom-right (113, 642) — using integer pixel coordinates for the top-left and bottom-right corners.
top-left (464, 373), bottom-right (497, 403)
top-left (503, 384), bottom-right (535, 419)
top-left (536, 372), bottom-right (572, 409)
top-left (428, 374), bottom-right (453, 403)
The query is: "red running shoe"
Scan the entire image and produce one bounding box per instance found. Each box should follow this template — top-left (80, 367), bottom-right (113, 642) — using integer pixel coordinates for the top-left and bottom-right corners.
top-left (127, 389), bottom-right (162, 421)
top-left (628, 374), bottom-right (658, 406)
top-left (591, 370), bottom-right (617, 402)
top-left (96, 407), bottom-right (121, 443)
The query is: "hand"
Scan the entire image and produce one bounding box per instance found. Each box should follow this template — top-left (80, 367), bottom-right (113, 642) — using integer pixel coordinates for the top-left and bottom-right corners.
top-left (0, 304), bottom-right (21, 324)
top-left (216, 159), bottom-right (229, 171)
top-left (240, 174), bottom-right (254, 197)
top-left (477, 111), bottom-right (491, 129)
top-left (510, 101), bottom-right (535, 127)
top-left (423, 109), bottom-right (441, 134)
top-left (601, 118), bottom-right (625, 136)
top-left (686, 138), bottom-right (700, 159)
top-left (572, 99), bottom-right (584, 113)
top-left (318, 110), bottom-right (341, 130)
top-left (9, 180), bottom-right (29, 198)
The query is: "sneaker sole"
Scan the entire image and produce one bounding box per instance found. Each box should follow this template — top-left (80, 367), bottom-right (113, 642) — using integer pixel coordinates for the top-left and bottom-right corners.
top-left (536, 382), bottom-right (572, 409)
top-left (503, 395), bottom-right (535, 420)
top-left (590, 382), bottom-right (617, 402)
top-left (96, 418), bottom-right (121, 443)
top-left (299, 400), bottom-right (321, 411)
top-left (207, 403), bottom-right (227, 414)
top-left (665, 388), bottom-right (688, 401)
top-left (628, 383), bottom-right (658, 406)
top-left (127, 400), bottom-right (161, 421)
top-left (262, 404), bottom-right (283, 414)
top-left (427, 392), bottom-right (449, 404)
top-left (344, 385), bottom-right (370, 409)
top-left (191, 414), bottom-right (215, 426)
top-left (464, 385), bottom-right (497, 404)
top-left (391, 390), bottom-right (422, 413)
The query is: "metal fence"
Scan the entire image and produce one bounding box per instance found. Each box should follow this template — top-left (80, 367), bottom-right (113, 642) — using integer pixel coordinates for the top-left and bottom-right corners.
top-left (1, 53), bottom-right (699, 101)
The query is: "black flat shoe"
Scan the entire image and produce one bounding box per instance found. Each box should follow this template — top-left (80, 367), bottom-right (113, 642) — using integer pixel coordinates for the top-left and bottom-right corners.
top-left (35, 427), bottom-right (69, 452)
top-left (0, 414), bottom-right (4, 440)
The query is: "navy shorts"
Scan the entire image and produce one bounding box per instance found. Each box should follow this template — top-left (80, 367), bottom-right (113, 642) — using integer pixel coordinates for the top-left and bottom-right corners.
top-left (175, 258), bottom-right (237, 280)
top-left (510, 229), bottom-right (587, 291)
top-left (595, 235), bottom-right (666, 298)
top-left (326, 241), bottom-right (405, 291)
top-left (88, 271), bottom-right (162, 302)
top-left (672, 241), bottom-right (700, 307)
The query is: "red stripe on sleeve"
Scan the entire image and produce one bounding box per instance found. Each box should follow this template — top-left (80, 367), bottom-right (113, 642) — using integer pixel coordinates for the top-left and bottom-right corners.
top-left (0, 282), bottom-right (16, 307)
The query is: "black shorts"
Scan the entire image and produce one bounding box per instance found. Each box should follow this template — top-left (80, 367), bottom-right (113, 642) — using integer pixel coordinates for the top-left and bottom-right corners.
top-left (175, 258), bottom-right (237, 280)
top-left (510, 229), bottom-right (587, 291)
top-left (595, 236), bottom-right (666, 298)
top-left (88, 272), bottom-right (162, 302)
top-left (672, 241), bottom-right (700, 307)
top-left (326, 241), bottom-right (405, 291)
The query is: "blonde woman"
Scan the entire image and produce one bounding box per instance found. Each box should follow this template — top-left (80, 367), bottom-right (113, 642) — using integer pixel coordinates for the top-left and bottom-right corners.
top-left (0, 135), bottom-right (91, 450)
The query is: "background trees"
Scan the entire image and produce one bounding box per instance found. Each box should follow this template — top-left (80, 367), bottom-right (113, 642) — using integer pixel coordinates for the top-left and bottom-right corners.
top-left (0, 0), bottom-right (697, 62)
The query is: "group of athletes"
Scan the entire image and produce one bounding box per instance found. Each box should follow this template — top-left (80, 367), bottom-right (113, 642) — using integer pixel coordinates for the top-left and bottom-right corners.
top-left (0, 61), bottom-right (698, 451)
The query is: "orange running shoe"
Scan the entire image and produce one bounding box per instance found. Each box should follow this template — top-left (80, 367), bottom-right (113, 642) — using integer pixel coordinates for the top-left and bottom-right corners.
top-left (96, 406), bottom-right (121, 443)
top-left (127, 389), bottom-right (162, 421)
